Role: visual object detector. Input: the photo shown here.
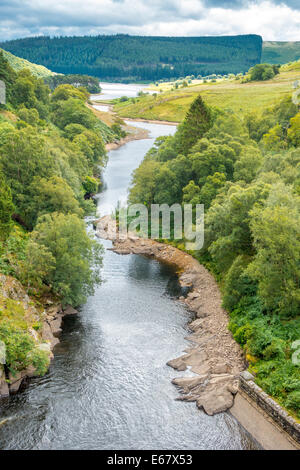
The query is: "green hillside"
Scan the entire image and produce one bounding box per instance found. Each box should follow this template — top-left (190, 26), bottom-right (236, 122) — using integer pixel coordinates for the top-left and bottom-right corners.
top-left (0, 48), bottom-right (54, 78)
top-left (262, 41), bottom-right (300, 64)
top-left (0, 34), bottom-right (262, 82)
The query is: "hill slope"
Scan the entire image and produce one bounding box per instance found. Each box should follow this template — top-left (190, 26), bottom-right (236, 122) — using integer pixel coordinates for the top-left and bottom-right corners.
top-left (0, 34), bottom-right (262, 82)
top-left (111, 64), bottom-right (300, 122)
top-left (262, 41), bottom-right (300, 64)
top-left (0, 48), bottom-right (54, 78)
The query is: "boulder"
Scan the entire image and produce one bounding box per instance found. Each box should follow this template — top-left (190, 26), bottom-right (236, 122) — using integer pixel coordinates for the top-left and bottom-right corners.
top-left (172, 375), bottom-right (208, 393)
top-left (42, 322), bottom-right (59, 349)
top-left (167, 357), bottom-right (187, 371)
top-left (63, 305), bottom-right (78, 315)
top-left (49, 314), bottom-right (63, 336)
top-left (211, 363), bottom-right (231, 375)
top-left (197, 388), bottom-right (234, 415)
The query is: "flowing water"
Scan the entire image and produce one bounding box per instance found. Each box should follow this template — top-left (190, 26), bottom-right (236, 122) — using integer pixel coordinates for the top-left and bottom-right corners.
top-left (0, 84), bottom-right (258, 450)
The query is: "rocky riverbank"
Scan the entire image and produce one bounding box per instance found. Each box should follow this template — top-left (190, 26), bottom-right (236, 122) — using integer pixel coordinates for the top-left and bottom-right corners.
top-left (96, 215), bottom-right (245, 416)
top-left (0, 274), bottom-right (78, 398)
top-left (105, 123), bottom-right (149, 151)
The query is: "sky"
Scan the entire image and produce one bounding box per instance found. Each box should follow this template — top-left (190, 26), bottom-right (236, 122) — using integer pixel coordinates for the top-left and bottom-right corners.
top-left (0, 0), bottom-right (300, 42)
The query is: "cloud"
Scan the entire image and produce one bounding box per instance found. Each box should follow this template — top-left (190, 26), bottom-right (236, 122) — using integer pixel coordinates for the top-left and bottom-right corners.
top-left (0, 0), bottom-right (299, 41)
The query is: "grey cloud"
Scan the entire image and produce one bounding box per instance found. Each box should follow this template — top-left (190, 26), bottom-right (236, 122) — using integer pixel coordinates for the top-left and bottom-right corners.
top-left (0, 0), bottom-right (299, 41)
top-left (203, 0), bottom-right (300, 8)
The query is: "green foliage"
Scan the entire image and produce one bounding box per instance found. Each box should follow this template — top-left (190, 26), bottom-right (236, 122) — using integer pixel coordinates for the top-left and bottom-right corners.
top-left (21, 240), bottom-right (55, 289)
top-left (248, 63), bottom-right (280, 81)
top-left (175, 95), bottom-right (213, 155)
top-left (45, 74), bottom-right (101, 93)
top-left (0, 172), bottom-right (15, 240)
top-left (0, 52), bottom-right (109, 381)
top-left (0, 320), bottom-right (34, 374)
top-left (51, 97), bottom-right (96, 130)
top-left (0, 35), bottom-right (263, 81)
top-left (247, 184), bottom-right (300, 317)
top-left (0, 48), bottom-right (53, 78)
top-left (288, 113), bottom-right (300, 147)
top-left (0, 51), bottom-right (17, 103)
top-left (128, 91), bottom-right (300, 418)
top-left (31, 212), bottom-right (103, 306)
top-left (262, 41), bottom-right (300, 65)
top-left (51, 84), bottom-right (88, 102)
top-left (82, 176), bottom-right (99, 195)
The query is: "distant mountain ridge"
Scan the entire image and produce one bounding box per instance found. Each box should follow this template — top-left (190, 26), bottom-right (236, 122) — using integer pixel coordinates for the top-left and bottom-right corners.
top-left (0, 34), bottom-right (262, 82)
top-left (262, 41), bottom-right (300, 64)
top-left (0, 47), bottom-right (54, 78)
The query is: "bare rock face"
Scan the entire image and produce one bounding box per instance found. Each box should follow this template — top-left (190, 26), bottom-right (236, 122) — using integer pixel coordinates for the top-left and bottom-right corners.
top-left (49, 315), bottom-right (63, 337)
top-left (0, 366), bottom-right (9, 397)
top-left (42, 322), bottom-right (59, 349)
top-left (8, 371), bottom-right (26, 394)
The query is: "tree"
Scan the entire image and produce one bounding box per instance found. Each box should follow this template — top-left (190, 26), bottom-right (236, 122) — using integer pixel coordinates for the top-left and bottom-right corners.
top-left (51, 84), bottom-right (87, 102)
top-left (64, 123), bottom-right (86, 140)
top-left (51, 98), bottom-right (96, 130)
top-left (182, 180), bottom-right (201, 205)
top-left (247, 184), bottom-right (300, 316)
top-left (234, 147), bottom-right (263, 183)
top-left (0, 51), bottom-right (16, 103)
top-left (0, 173), bottom-right (14, 240)
top-left (288, 113), bottom-right (300, 147)
top-left (17, 107), bottom-right (40, 126)
top-left (28, 176), bottom-right (84, 227)
top-left (263, 124), bottom-right (287, 151)
top-left (244, 112), bottom-right (275, 142)
top-left (154, 165), bottom-right (180, 205)
top-left (129, 160), bottom-right (160, 206)
top-left (21, 240), bottom-right (55, 289)
top-left (205, 181), bottom-right (271, 272)
top-left (31, 213), bottom-right (103, 306)
top-left (200, 172), bottom-right (226, 208)
top-left (248, 63), bottom-right (279, 81)
top-left (175, 95), bottom-right (213, 155)
top-left (0, 127), bottom-right (55, 227)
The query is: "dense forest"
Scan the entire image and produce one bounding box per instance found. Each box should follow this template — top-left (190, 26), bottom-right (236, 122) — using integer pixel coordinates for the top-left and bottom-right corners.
top-left (0, 34), bottom-right (262, 82)
top-left (128, 94), bottom-right (300, 418)
top-left (0, 51), bottom-right (121, 377)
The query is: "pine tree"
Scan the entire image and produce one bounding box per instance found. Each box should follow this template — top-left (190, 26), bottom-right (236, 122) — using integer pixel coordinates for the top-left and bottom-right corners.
top-left (175, 95), bottom-right (213, 155)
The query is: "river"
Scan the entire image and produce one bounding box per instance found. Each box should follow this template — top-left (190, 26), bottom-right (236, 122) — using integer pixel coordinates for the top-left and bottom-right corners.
top-left (0, 84), bottom-right (258, 450)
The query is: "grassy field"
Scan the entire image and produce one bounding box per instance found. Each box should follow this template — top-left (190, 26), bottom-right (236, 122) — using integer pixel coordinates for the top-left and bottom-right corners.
top-left (113, 66), bottom-right (300, 123)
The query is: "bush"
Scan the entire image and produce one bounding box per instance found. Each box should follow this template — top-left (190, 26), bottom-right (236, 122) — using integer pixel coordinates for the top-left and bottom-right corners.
top-left (249, 63), bottom-right (280, 81)
top-left (0, 320), bottom-right (35, 374)
top-left (286, 391), bottom-right (300, 414)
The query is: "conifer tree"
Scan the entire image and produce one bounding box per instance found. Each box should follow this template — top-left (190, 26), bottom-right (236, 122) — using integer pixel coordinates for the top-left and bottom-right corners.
top-left (175, 95), bottom-right (213, 155)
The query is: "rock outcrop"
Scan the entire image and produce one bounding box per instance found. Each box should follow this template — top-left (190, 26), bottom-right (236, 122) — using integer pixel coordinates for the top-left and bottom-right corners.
top-left (96, 215), bottom-right (245, 415)
top-left (0, 275), bottom-right (78, 398)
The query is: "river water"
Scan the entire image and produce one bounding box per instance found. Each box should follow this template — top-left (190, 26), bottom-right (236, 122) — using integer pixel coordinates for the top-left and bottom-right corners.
top-left (0, 84), bottom-right (258, 450)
